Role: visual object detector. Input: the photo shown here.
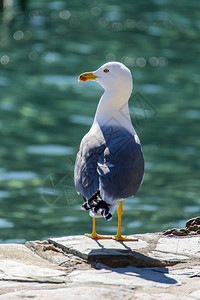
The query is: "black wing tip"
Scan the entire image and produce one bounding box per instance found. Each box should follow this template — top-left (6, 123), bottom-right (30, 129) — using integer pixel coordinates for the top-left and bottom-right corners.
top-left (82, 191), bottom-right (113, 220)
top-left (81, 202), bottom-right (90, 210)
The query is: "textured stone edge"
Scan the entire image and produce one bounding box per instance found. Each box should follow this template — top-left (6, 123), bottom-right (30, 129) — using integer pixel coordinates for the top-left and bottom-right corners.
top-left (47, 234), bottom-right (190, 268)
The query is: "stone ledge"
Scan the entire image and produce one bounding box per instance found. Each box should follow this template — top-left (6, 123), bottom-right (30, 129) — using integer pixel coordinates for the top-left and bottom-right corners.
top-left (48, 233), bottom-right (199, 268)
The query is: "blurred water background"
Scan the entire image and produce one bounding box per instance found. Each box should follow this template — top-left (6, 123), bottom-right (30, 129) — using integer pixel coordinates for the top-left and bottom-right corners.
top-left (0, 0), bottom-right (200, 243)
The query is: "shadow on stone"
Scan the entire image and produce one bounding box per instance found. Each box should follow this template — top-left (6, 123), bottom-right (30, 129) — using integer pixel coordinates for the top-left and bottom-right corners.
top-left (87, 247), bottom-right (177, 269)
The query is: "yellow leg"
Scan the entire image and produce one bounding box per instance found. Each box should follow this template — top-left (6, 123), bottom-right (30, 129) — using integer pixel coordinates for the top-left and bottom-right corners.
top-left (113, 201), bottom-right (138, 241)
top-left (85, 218), bottom-right (112, 239)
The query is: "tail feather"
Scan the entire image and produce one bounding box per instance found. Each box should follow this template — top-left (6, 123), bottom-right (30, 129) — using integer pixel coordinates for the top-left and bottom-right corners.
top-left (82, 191), bottom-right (112, 220)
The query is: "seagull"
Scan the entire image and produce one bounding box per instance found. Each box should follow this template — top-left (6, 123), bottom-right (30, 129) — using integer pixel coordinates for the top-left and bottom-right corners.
top-left (74, 62), bottom-right (144, 241)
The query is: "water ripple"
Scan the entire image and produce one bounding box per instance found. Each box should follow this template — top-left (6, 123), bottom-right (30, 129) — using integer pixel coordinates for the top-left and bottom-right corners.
top-left (26, 144), bottom-right (74, 156)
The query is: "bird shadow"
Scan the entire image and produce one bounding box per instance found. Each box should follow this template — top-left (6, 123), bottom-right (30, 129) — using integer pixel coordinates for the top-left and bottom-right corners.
top-left (88, 239), bottom-right (178, 285)
top-left (105, 265), bottom-right (178, 286)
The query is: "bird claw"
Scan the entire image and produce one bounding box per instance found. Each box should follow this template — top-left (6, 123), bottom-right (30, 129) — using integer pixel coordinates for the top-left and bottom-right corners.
top-left (85, 233), bottom-right (112, 239)
top-left (113, 235), bottom-right (138, 241)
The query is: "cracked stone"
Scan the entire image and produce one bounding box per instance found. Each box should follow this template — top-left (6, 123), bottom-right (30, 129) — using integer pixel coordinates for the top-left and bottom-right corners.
top-left (156, 237), bottom-right (200, 257)
top-left (0, 244), bottom-right (66, 284)
top-left (190, 289), bottom-right (200, 298)
top-left (0, 286), bottom-right (130, 300)
top-left (148, 251), bottom-right (188, 263)
top-left (128, 291), bottom-right (194, 300)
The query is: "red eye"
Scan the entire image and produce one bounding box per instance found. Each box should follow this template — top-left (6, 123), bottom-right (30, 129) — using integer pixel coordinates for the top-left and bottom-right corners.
top-left (103, 69), bottom-right (109, 73)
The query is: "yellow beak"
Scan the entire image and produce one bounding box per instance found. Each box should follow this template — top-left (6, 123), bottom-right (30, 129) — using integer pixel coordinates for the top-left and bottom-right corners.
top-left (78, 72), bottom-right (98, 82)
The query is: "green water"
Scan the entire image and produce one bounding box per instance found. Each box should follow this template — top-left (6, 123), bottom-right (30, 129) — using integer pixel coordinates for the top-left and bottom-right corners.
top-left (0, 0), bottom-right (200, 242)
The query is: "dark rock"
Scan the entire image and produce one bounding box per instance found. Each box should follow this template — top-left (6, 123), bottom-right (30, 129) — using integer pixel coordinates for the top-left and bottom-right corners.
top-left (188, 225), bottom-right (200, 232)
top-left (163, 228), bottom-right (176, 235)
top-left (163, 228), bottom-right (188, 236)
top-left (163, 216), bottom-right (200, 236)
top-left (186, 216), bottom-right (200, 229)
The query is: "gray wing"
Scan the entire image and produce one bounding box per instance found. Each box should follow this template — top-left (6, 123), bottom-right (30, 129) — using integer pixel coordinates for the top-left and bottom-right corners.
top-left (74, 126), bottom-right (106, 200)
top-left (74, 125), bottom-right (144, 204)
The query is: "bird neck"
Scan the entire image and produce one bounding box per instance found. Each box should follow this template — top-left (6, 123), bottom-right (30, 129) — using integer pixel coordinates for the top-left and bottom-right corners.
top-left (93, 89), bottom-right (134, 133)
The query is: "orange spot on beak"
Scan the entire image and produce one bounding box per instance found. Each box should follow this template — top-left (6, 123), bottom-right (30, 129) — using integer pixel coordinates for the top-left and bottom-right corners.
top-left (80, 76), bottom-right (87, 81)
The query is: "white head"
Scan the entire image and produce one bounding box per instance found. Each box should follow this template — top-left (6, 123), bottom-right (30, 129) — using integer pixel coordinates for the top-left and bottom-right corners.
top-left (78, 62), bottom-right (134, 130)
top-left (79, 61), bottom-right (133, 96)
